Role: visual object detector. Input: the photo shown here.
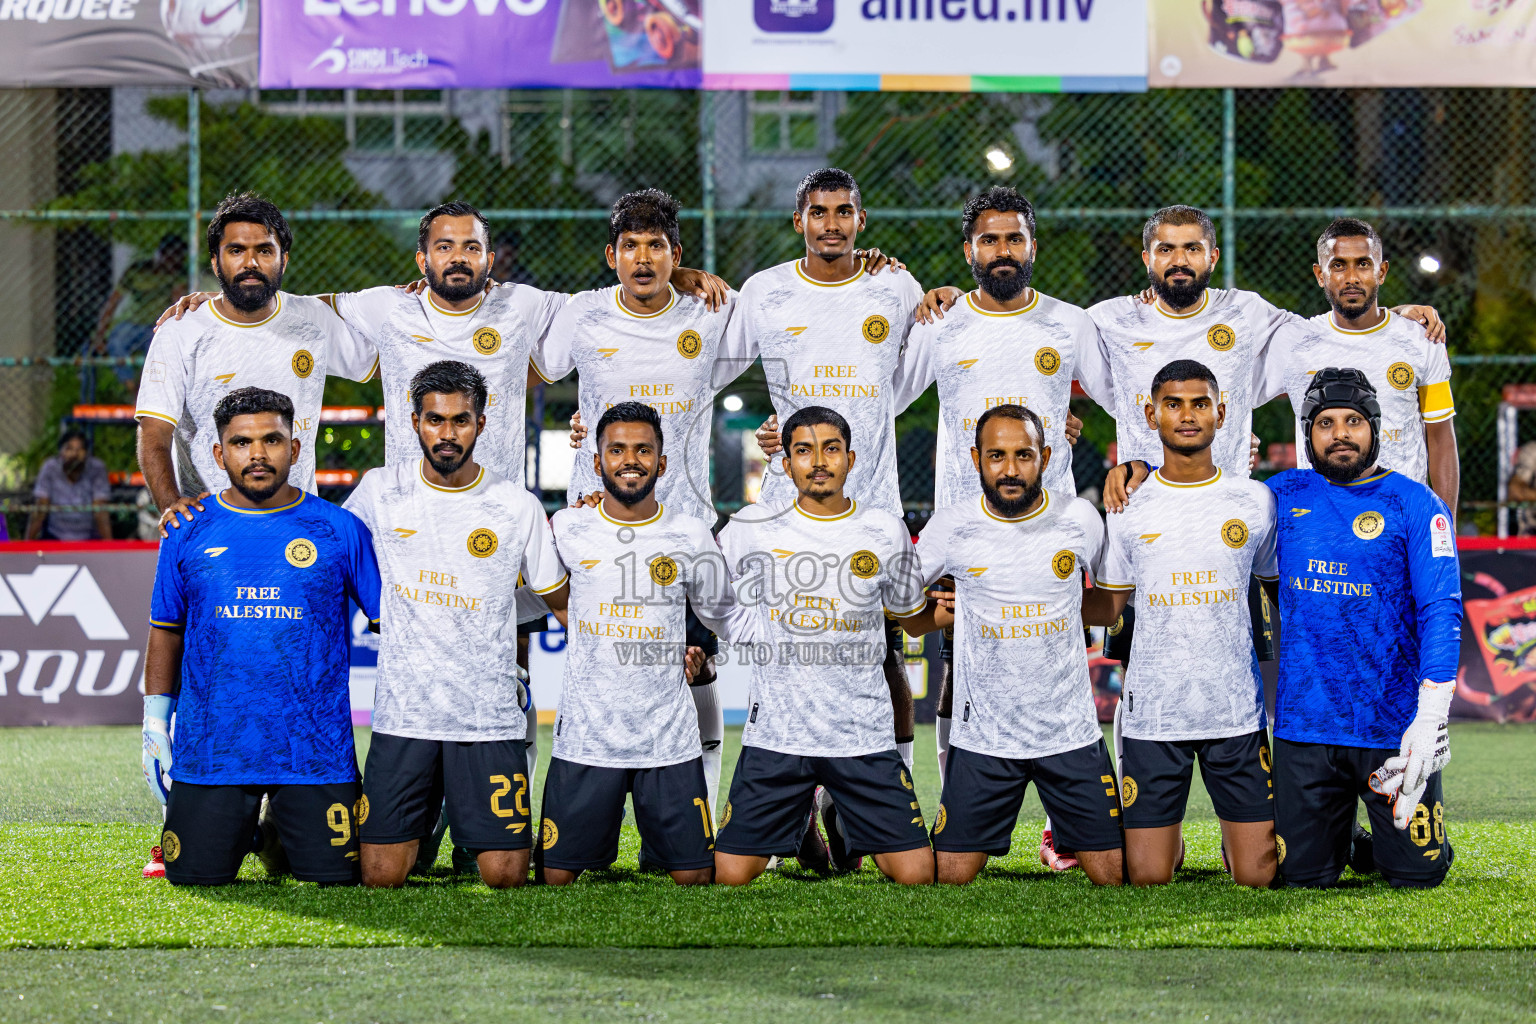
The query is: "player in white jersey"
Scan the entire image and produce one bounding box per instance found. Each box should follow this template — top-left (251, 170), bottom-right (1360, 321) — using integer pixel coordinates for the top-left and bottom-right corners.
top-left (714, 406), bottom-right (933, 886)
top-left (1087, 358), bottom-right (1279, 888)
top-left (344, 361), bottom-right (567, 889)
top-left (538, 402), bottom-right (742, 886)
top-left (900, 404), bottom-right (1123, 885)
top-left (136, 193), bottom-right (378, 534)
top-left (1258, 218), bottom-right (1458, 512)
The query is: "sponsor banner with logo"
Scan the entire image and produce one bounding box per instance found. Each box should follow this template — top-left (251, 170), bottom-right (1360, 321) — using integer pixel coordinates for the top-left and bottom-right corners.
top-left (1150, 0), bottom-right (1536, 88)
top-left (259, 0), bottom-right (700, 89)
top-left (1454, 539), bottom-right (1536, 724)
top-left (0, 0), bottom-right (257, 87)
top-left (702, 0), bottom-right (1146, 92)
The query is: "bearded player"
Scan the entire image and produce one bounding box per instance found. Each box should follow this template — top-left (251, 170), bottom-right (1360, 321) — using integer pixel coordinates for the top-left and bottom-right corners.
top-left (902, 404), bottom-right (1123, 885)
top-left (343, 361), bottom-right (568, 889)
top-left (714, 406), bottom-right (932, 887)
top-left (141, 387), bottom-right (381, 885)
top-left (1086, 359), bottom-right (1279, 887)
top-left (1264, 369), bottom-right (1460, 888)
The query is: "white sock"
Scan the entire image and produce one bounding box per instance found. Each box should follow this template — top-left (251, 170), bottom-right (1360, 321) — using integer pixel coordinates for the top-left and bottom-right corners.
top-left (690, 675), bottom-right (724, 820)
top-left (524, 688), bottom-right (539, 794)
top-left (936, 715), bottom-right (952, 785)
top-left (897, 739), bottom-right (914, 771)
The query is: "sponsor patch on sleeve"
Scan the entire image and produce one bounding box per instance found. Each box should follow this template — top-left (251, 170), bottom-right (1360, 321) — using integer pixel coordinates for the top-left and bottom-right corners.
top-left (1430, 512), bottom-right (1454, 558)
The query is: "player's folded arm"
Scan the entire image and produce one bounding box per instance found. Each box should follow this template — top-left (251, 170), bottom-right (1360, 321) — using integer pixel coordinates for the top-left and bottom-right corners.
top-left (1080, 582), bottom-right (1130, 628)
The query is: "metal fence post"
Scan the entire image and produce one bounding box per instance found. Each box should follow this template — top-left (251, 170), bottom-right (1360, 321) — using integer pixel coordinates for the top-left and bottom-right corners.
top-left (700, 90), bottom-right (717, 276)
top-left (1222, 87), bottom-right (1236, 290)
top-left (186, 88), bottom-right (201, 294)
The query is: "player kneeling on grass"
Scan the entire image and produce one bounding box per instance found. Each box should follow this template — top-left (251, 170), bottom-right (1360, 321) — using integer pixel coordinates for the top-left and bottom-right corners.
top-left (535, 402), bottom-right (743, 886)
top-left (713, 406), bottom-right (934, 887)
top-left (902, 404), bottom-right (1123, 885)
top-left (1085, 360), bottom-right (1280, 887)
top-left (343, 360), bottom-right (569, 889)
top-left (142, 387), bottom-right (382, 886)
top-left (1265, 368), bottom-right (1460, 888)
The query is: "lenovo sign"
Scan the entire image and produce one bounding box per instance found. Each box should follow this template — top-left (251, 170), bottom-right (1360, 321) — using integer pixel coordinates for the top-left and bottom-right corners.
top-left (0, 542), bottom-right (157, 725)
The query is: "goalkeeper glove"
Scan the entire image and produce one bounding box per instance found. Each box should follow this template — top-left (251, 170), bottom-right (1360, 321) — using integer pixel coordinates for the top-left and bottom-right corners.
top-left (1369, 679), bottom-right (1453, 830)
top-left (142, 694), bottom-right (175, 806)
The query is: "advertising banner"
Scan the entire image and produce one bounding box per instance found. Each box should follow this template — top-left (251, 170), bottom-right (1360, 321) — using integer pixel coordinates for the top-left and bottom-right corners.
top-left (260, 0), bottom-right (700, 89)
top-left (702, 0), bottom-right (1146, 92)
top-left (1455, 540), bottom-right (1536, 723)
top-left (0, 0), bottom-right (257, 87)
top-left (1150, 0), bottom-right (1536, 88)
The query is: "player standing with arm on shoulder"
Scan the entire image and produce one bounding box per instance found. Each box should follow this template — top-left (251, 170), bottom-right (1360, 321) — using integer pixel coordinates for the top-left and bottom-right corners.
top-left (1265, 369), bottom-right (1460, 888)
top-left (343, 361), bottom-right (568, 889)
top-left (713, 406), bottom-right (933, 887)
top-left (901, 404), bottom-right (1123, 885)
top-left (1084, 359), bottom-right (1279, 887)
top-left (135, 193), bottom-right (379, 536)
top-left (142, 387), bottom-right (381, 886)
top-left (537, 403), bottom-right (742, 886)
top-left (1258, 218), bottom-right (1458, 519)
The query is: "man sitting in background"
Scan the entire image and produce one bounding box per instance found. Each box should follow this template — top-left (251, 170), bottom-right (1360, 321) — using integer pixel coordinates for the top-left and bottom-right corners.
top-left (27, 430), bottom-right (112, 541)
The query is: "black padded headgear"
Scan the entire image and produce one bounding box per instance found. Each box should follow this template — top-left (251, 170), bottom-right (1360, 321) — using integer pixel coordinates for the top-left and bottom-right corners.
top-left (1300, 367), bottom-right (1381, 471)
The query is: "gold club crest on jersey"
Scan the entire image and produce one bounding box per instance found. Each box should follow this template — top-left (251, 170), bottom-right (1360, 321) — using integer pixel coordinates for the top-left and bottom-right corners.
top-left (472, 327), bottom-right (502, 355)
top-left (285, 538), bottom-right (318, 568)
top-left (650, 555), bottom-right (679, 587)
top-left (1387, 361), bottom-right (1415, 390)
top-left (1207, 324), bottom-right (1235, 351)
top-left (160, 830), bottom-right (181, 862)
top-left (1221, 519), bottom-right (1249, 549)
top-left (849, 550), bottom-right (880, 579)
top-left (353, 795), bottom-right (370, 826)
top-left (1052, 549), bottom-right (1076, 580)
top-left (862, 314), bottom-right (890, 344)
top-left (292, 349), bottom-right (315, 378)
top-left (1034, 347), bottom-right (1062, 376)
top-left (467, 528), bottom-right (498, 558)
top-left (677, 329), bottom-right (702, 359)
top-left (541, 819), bottom-right (558, 849)
top-left (1353, 510), bottom-right (1385, 540)
top-left (1120, 776), bottom-right (1138, 807)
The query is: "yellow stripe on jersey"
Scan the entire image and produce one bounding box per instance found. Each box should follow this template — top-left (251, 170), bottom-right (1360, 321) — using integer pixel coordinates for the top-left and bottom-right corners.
top-left (1419, 380), bottom-right (1455, 422)
top-left (134, 409), bottom-right (179, 425)
top-left (532, 573), bottom-right (569, 596)
top-left (793, 259), bottom-right (866, 288)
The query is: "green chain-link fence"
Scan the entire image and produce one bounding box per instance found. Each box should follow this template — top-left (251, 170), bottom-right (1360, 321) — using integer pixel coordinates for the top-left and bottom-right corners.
top-left (0, 86), bottom-right (1533, 536)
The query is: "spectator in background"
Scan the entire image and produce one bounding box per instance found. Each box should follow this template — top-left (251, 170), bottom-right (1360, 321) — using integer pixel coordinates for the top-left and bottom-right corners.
top-left (1509, 441), bottom-right (1536, 535)
top-left (90, 234), bottom-right (188, 384)
top-left (489, 228), bottom-right (538, 287)
top-left (28, 431), bottom-right (112, 541)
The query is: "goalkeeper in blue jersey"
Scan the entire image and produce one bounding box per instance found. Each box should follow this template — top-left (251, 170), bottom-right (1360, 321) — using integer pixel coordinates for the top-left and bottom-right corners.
top-left (1263, 368), bottom-right (1460, 888)
top-left (141, 387), bottom-right (382, 886)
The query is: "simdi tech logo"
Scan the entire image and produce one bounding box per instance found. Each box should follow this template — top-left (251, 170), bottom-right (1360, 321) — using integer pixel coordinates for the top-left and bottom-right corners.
top-left (0, 565), bottom-right (139, 705)
top-left (756, 0), bottom-right (834, 33)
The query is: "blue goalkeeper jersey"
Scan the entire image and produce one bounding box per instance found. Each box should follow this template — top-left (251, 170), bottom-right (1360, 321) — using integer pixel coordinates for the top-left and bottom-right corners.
top-left (1265, 468), bottom-right (1462, 748)
top-left (150, 491), bottom-right (382, 785)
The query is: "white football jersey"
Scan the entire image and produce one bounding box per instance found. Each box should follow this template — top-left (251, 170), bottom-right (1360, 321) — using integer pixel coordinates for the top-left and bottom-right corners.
top-left (331, 283), bottom-right (568, 484)
top-left (915, 491), bottom-right (1105, 760)
top-left (1258, 310), bottom-right (1454, 485)
top-left (343, 460), bottom-right (567, 742)
top-left (898, 290), bottom-right (1115, 505)
top-left (1099, 469), bottom-right (1278, 741)
top-left (136, 293), bottom-right (378, 497)
top-left (551, 502), bottom-right (741, 768)
top-left (540, 285), bottom-right (750, 521)
top-left (719, 499), bottom-right (924, 757)
top-left (723, 260), bottom-right (925, 517)
top-left (1086, 289), bottom-right (1296, 475)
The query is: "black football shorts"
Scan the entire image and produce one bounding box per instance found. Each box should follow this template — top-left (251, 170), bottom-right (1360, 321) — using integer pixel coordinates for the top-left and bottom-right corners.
top-left (1119, 730), bottom-right (1273, 828)
top-left (162, 779), bottom-right (361, 886)
top-left (360, 733), bottom-right (533, 851)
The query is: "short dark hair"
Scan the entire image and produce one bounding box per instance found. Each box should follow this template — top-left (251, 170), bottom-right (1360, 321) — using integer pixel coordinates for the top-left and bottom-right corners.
top-left (1316, 217), bottom-right (1383, 266)
top-left (1141, 204), bottom-right (1216, 252)
top-left (608, 189), bottom-right (682, 251)
top-left (962, 186), bottom-right (1036, 242)
top-left (973, 403), bottom-right (1044, 453)
top-left (410, 360), bottom-right (489, 417)
top-left (213, 387), bottom-right (294, 439)
top-left (418, 200), bottom-right (490, 254)
top-left (207, 192), bottom-right (292, 258)
top-left (1150, 358), bottom-right (1220, 399)
top-left (795, 168), bottom-right (861, 214)
top-left (594, 400), bottom-right (664, 452)
top-left (57, 428), bottom-right (88, 451)
top-left (781, 405), bottom-right (851, 450)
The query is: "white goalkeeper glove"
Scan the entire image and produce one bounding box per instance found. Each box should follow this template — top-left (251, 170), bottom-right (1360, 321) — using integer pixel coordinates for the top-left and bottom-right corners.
top-left (1369, 679), bottom-right (1453, 830)
top-left (142, 694), bottom-right (175, 806)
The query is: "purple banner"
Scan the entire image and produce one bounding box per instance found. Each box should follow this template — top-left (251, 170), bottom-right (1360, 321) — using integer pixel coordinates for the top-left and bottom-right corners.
top-left (260, 0), bottom-right (700, 89)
